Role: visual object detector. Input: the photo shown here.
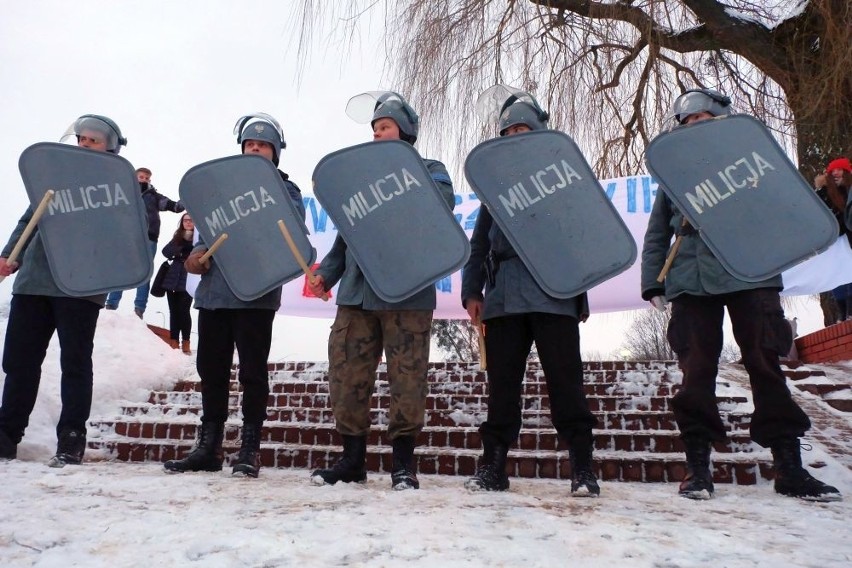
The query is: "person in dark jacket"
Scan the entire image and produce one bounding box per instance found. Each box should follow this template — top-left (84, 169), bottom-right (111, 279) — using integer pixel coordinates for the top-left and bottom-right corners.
top-left (105, 167), bottom-right (184, 317)
top-left (460, 86), bottom-right (599, 497)
top-left (814, 157), bottom-right (852, 322)
top-left (0, 114), bottom-right (127, 467)
top-left (161, 213), bottom-right (195, 354)
top-left (163, 113), bottom-right (306, 479)
top-left (641, 88), bottom-right (841, 502)
top-left (308, 91), bottom-right (455, 491)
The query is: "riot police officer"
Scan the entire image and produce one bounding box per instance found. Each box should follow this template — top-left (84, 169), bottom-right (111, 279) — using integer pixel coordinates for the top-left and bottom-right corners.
top-left (641, 89), bottom-right (841, 502)
top-left (461, 86), bottom-right (600, 497)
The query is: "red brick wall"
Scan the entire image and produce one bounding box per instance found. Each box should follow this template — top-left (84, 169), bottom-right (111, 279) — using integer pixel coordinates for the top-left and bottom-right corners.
top-left (795, 320), bottom-right (852, 363)
top-left (146, 324), bottom-right (172, 346)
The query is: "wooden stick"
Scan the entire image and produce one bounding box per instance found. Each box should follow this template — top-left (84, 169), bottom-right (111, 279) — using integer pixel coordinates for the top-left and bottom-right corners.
top-left (277, 220), bottom-right (328, 301)
top-left (657, 218), bottom-right (690, 283)
top-left (656, 235), bottom-right (682, 283)
top-left (478, 322), bottom-right (487, 371)
top-left (0, 189), bottom-right (55, 283)
top-left (198, 233), bottom-right (228, 264)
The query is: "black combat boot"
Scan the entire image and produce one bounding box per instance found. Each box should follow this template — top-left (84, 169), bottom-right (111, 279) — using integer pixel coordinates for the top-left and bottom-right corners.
top-left (678, 436), bottom-right (714, 500)
top-left (232, 423), bottom-right (263, 478)
top-left (771, 438), bottom-right (842, 502)
top-left (47, 429), bottom-right (87, 468)
top-left (390, 435), bottom-right (419, 490)
top-left (569, 438), bottom-right (600, 497)
top-left (163, 421), bottom-right (225, 473)
top-left (311, 435), bottom-right (368, 485)
top-left (0, 429), bottom-right (17, 460)
top-left (465, 441), bottom-right (510, 492)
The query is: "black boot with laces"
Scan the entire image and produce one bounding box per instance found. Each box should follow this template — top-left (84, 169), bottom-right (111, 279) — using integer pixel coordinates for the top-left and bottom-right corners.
top-left (163, 421), bottom-right (225, 473)
top-left (0, 429), bottom-right (17, 460)
top-left (569, 442), bottom-right (600, 498)
top-left (679, 436), bottom-right (714, 500)
top-left (390, 436), bottom-right (419, 490)
top-left (232, 423), bottom-right (263, 478)
top-left (771, 438), bottom-right (842, 502)
top-left (48, 429), bottom-right (87, 468)
top-left (311, 435), bottom-right (368, 485)
top-left (465, 442), bottom-right (510, 492)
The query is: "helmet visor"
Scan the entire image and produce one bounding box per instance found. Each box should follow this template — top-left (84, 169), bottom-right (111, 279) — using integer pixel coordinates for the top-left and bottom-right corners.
top-left (475, 84), bottom-right (543, 124)
top-left (666, 91), bottom-right (733, 124)
top-left (233, 112), bottom-right (285, 144)
top-left (346, 91), bottom-right (412, 124)
top-left (59, 116), bottom-right (120, 151)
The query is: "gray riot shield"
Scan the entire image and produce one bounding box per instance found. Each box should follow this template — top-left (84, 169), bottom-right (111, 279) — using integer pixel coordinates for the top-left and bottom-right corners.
top-left (179, 155), bottom-right (315, 301)
top-left (312, 140), bottom-right (470, 303)
top-left (645, 115), bottom-right (838, 282)
top-left (17, 143), bottom-right (151, 296)
top-left (464, 130), bottom-right (637, 298)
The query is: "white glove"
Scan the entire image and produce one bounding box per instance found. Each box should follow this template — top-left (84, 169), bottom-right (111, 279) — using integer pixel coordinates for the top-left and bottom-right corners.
top-left (650, 296), bottom-right (668, 312)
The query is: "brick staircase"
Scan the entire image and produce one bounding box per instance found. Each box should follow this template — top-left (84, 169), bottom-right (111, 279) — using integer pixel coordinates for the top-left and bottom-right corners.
top-left (86, 360), bottom-right (839, 485)
top-left (781, 360), bottom-right (852, 412)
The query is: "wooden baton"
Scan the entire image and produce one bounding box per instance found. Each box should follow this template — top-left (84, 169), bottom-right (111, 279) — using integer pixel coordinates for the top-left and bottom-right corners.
top-left (198, 233), bottom-right (228, 264)
top-left (0, 189), bottom-right (55, 283)
top-left (277, 220), bottom-right (328, 301)
top-left (478, 322), bottom-right (487, 371)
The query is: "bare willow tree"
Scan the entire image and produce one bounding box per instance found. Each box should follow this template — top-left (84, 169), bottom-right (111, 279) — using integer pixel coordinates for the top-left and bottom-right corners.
top-left (431, 319), bottom-right (481, 361)
top-left (293, 0), bottom-right (849, 179)
top-left (293, 0), bottom-right (851, 324)
top-left (621, 306), bottom-right (744, 361)
top-left (621, 307), bottom-right (675, 360)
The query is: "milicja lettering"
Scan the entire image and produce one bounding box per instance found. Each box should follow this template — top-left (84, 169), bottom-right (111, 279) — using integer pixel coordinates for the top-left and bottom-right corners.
top-left (47, 183), bottom-right (130, 215)
top-left (497, 160), bottom-right (582, 218)
top-left (205, 186), bottom-right (277, 236)
top-left (342, 168), bottom-right (422, 227)
top-left (686, 151), bottom-right (777, 215)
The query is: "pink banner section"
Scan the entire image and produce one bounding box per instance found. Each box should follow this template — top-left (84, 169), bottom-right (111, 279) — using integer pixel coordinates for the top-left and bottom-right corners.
top-left (185, 176), bottom-right (852, 319)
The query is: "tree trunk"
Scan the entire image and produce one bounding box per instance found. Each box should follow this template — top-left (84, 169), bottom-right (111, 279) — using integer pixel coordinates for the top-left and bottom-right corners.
top-left (819, 292), bottom-right (840, 327)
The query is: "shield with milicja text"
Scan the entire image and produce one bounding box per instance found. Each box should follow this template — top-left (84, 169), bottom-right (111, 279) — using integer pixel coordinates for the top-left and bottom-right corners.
top-left (179, 154), bottom-right (315, 301)
top-left (312, 140), bottom-right (470, 303)
top-left (464, 130), bottom-right (637, 298)
top-left (645, 115), bottom-right (838, 282)
top-left (17, 142), bottom-right (152, 296)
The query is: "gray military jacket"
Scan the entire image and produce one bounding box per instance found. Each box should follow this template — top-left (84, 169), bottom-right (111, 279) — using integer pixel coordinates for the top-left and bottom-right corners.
top-left (461, 205), bottom-right (588, 321)
top-left (315, 158), bottom-right (455, 311)
top-left (192, 173), bottom-right (306, 311)
top-left (641, 190), bottom-right (781, 300)
top-left (2, 207), bottom-right (106, 305)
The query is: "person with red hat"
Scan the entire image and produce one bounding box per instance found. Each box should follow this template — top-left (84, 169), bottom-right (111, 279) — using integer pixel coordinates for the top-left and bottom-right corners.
top-left (814, 156), bottom-right (852, 322)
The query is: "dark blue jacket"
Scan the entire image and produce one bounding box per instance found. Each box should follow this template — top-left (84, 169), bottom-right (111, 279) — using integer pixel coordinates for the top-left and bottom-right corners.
top-left (141, 183), bottom-right (184, 242)
top-left (161, 239), bottom-right (193, 293)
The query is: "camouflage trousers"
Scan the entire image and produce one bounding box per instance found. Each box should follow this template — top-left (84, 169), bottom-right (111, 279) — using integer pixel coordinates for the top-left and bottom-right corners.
top-left (327, 306), bottom-right (432, 440)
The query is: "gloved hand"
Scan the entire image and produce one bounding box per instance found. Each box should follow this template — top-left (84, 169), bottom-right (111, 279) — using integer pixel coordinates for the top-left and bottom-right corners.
top-left (650, 296), bottom-right (668, 312)
top-left (184, 250), bottom-right (210, 275)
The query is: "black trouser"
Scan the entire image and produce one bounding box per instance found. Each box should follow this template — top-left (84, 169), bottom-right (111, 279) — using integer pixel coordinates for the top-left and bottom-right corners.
top-left (196, 308), bottom-right (275, 424)
top-left (0, 294), bottom-right (101, 442)
top-left (480, 312), bottom-right (596, 448)
top-left (667, 290), bottom-right (810, 447)
top-left (166, 290), bottom-right (193, 341)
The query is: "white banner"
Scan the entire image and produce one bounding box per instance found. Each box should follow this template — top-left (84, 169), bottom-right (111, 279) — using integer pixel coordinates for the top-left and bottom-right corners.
top-left (188, 176), bottom-right (852, 318)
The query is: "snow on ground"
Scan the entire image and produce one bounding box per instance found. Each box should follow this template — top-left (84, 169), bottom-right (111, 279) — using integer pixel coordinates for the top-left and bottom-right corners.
top-left (1, 464), bottom-right (850, 568)
top-left (1, 307), bottom-right (851, 567)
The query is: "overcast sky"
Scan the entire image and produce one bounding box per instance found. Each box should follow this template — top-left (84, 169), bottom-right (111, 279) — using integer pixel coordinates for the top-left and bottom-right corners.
top-left (0, 1), bottom-right (389, 359)
top-left (0, 1), bottom-right (387, 210)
